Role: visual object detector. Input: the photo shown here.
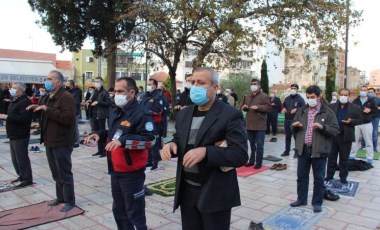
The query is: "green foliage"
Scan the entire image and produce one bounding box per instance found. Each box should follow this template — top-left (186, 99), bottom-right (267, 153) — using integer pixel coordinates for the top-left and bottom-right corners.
top-left (260, 59), bottom-right (269, 94)
top-left (220, 73), bottom-right (252, 105)
top-left (28, 0), bottom-right (138, 88)
top-left (163, 76), bottom-right (171, 94)
top-left (325, 47), bottom-right (337, 102)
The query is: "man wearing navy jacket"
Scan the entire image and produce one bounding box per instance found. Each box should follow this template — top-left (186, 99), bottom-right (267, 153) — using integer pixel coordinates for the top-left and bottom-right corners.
top-left (86, 77), bottom-right (156, 230)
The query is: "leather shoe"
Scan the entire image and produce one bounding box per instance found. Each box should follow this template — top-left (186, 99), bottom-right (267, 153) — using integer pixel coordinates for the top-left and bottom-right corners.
top-left (254, 164), bottom-right (262, 169)
top-left (290, 200), bottom-right (306, 207)
top-left (269, 137), bottom-right (277, 142)
top-left (11, 177), bottom-right (22, 183)
top-left (245, 162), bottom-right (254, 167)
top-left (275, 164), bottom-right (287, 171)
top-left (313, 205), bottom-right (322, 213)
top-left (270, 163), bottom-right (280, 170)
top-left (48, 199), bottom-right (63, 206)
top-left (323, 190), bottom-right (340, 201)
top-left (60, 203), bottom-right (75, 212)
top-left (92, 152), bottom-right (100, 156)
top-left (281, 151), bottom-right (289, 156)
top-left (17, 181), bottom-right (33, 187)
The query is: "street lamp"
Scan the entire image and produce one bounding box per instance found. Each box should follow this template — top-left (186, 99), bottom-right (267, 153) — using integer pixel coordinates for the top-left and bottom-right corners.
top-left (140, 35), bottom-right (150, 91)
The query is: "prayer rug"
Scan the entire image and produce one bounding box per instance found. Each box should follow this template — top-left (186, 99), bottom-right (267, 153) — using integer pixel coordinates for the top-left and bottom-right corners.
top-left (355, 149), bottom-right (379, 160)
top-left (0, 181), bottom-right (34, 193)
top-left (0, 201), bottom-right (84, 230)
top-left (263, 155), bottom-right (283, 162)
top-left (324, 179), bottom-right (359, 197)
top-left (146, 178), bottom-right (176, 197)
top-left (236, 166), bottom-right (269, 178)
top-left (262, 206), bottom-right (327, 230)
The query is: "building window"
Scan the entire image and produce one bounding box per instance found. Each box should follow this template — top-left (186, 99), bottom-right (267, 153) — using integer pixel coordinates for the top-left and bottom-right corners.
top-left (85, 72), bottom-right (93, 79)
top-left (86, 56), bottom-right (94, 63)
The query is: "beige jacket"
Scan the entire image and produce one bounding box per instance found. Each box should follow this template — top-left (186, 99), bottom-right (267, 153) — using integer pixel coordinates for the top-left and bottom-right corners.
top-left (240, 91), bottom-right (271, 130)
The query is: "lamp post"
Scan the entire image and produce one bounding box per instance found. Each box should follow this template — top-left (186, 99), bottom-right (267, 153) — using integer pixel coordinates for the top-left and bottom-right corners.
top-left (344, 0), bottom-right (349, 88)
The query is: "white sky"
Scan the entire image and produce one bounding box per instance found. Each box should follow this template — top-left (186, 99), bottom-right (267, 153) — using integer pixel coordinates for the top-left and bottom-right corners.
top-left (0, 0), bottom-right (378, 83)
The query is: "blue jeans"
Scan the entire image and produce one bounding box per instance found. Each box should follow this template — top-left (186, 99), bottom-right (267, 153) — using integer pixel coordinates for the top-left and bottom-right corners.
top-left (111, 171), bottom-right (147, 230)
top-left (296, 146), bottom-right (326, 206)
top-left (361, 117), bottom-right (379, 152)
top-left (246, 130), bottom-right (265, 166)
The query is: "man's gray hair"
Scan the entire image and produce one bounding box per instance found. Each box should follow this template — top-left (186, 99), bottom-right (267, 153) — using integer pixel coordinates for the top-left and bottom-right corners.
top-left (50, 70), bottom-right (64, 85)
top-left (194, 67), bottom-right (219, 85)
top-left (13, 82), bottom-right (26, 92)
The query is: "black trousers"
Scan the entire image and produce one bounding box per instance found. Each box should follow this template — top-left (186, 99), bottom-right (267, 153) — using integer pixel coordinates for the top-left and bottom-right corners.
top-left (179, 182), bottom-right (231, 230)
top-left (94, 118), bottom-right (106, 155)
top-left (46, 146), bottom-right (75, 204)
top-left (10, 139), bottom-right (33, 183)
top-left (266, 112), bottom-right (278, 136)
top-left (327, 134), bottom-right (352, 182)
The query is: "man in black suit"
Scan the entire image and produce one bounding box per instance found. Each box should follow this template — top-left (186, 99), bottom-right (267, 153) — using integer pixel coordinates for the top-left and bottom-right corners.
top-left (266, 90), bottom-right (282, 142)
top-left (326, 88), bottom-right (362, 184)
top-left (161, 67), bottom-right (248, 230)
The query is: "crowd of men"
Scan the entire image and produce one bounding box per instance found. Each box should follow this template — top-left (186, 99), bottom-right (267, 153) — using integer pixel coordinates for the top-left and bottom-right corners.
top-left (1, 68), bottom-right (379, 229)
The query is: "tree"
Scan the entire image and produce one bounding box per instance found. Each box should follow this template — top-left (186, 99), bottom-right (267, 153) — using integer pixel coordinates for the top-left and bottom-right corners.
top-left (28, 0), bottom-right (138, 88)
top-left (220, 73), bottom-right (252, 105)
top-left (140, 0), bottom-right (362, 109)
top-left (260, 59), bottom-right (269, 94)
top-left (325, 47), bottom-right (337, 102)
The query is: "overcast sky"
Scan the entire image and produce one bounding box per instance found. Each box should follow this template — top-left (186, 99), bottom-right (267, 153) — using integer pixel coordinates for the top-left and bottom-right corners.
top-left (0, 0), bottom-right (378, 83)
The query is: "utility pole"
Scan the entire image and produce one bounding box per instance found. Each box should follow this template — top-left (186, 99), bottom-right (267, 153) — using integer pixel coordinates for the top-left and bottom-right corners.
top-left (344, 0), bottom-right (349, 88)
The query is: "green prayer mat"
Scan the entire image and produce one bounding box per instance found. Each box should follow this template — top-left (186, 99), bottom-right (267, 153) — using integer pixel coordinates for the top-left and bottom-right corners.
top-left (355, 149), bottom-right (379, 160)
top-left (146, 178), bottom-right (176, 197)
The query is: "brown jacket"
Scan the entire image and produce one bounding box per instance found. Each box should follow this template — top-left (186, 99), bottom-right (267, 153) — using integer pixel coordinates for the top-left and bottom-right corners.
top-left (40, 86), bottom-right (76, 147)
top-left (240, 91), bottom-right (271, 130)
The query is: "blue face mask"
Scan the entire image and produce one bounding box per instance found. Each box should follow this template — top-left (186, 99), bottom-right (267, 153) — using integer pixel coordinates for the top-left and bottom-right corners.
top-left (45, 80), bottom-right (55, 92)
top-left (367, 93), bottom-right (375, 98)
top-left (190, 86), bottom-right (210, 106)
top-left (359, 91), bottom-right (367, 97)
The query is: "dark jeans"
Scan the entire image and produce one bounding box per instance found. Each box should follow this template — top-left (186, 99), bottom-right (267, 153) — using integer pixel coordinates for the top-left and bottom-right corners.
top-left (94, 118), bottom-right (106, 156)
top-left (179, 182), bottom-right (231, 230)
top-left (111, 171), bottom-right (147, 230)
top-left (10, 139), bottom-right (33, 183)
top-left (284, 119), bottom-right (294, 153)
top-left (361, 117), bottom-right (379, 152)
top-left (246, 130), bottom-right (265, 166)
top-left (327, 134), bottom-right (352, 182)
top-left (266, 112), bottom-right (278, 136)
top-left (147, 135), bottom-right (161, 166)
top-left (46, 146), bottom-right (75, 204)
top-left (296, 145), bottom-right (326, 206)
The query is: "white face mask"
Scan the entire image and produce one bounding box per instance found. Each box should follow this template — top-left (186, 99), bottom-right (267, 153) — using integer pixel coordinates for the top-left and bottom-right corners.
top-left (40, 91), bottom-right (46, 96)
top-left (250, 85), bottom-right (258, 92)
top-left (217, 90), bottom-right (221, 94)
top-left (307, 98), bottom-right (318, 107)
top-left (95, 82), bottom-right (102, 89)
top-left (89, 89), bottom-right (94, 94)
top-left (114, 94), bottom-right (128, 108)
top-left (290, 89), bottom-right (297, 95)
top-left (147, 85), bottom-right (153, 92)
top-left (10, 88), bottom-right (17, 97)
top-left (332, 95), bottom-right (337, 100)
top-left (224, 92), bottom-right (229, 96)
top-left (185, 82), bottom-right (192, 89)
top-left (339, 96), bottom-right (349, 104)
top-left (270, 93), bottom-right (275, 97)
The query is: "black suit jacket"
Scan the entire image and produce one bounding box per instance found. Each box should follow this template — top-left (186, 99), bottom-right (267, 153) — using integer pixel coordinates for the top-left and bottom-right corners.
top-left (172, 99), bottom-right (248, 213)
top-left (329, 102), bottom-right (362, 142)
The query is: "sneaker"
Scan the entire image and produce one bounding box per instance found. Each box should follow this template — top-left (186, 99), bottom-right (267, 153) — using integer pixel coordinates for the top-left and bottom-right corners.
top-left (245, 162), bottom-right (254, 167)
top-left (367, 159), bottom-right (373, 164)
top-left (281, 151), bottom-right (289, 156)
top-left (269, 137), bottom-right (277, 142)
top-left (34, 146), bottom-right (40, 153)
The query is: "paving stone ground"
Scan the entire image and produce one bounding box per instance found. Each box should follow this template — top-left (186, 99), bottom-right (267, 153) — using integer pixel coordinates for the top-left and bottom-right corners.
top-left (1, 119), bottom-right (380, 229)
